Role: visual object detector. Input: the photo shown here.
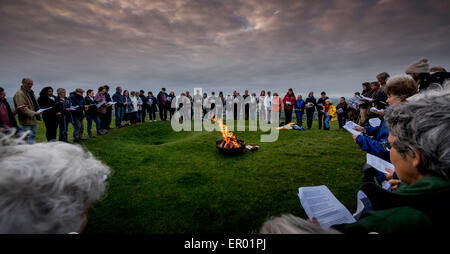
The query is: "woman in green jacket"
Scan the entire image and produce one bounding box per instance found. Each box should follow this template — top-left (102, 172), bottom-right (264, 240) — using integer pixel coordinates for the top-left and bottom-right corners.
top-left (260, 87), bottom-right (450, 234)
top-left (333, 88), bottom-right (450, 234)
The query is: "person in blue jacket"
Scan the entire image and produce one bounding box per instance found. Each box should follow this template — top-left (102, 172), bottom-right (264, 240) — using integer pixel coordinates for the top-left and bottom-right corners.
top-left (294, 94), bottom-right (305, 127)
top-left (352, 75), bottom-right (418, 182)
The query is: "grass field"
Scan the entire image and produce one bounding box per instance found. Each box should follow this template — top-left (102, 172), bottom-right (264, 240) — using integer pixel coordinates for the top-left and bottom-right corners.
top-left (35, 118), bottom-right (365, 233)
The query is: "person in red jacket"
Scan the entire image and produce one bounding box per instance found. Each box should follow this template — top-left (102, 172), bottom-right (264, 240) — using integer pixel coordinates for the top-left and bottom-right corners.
top-left (283, 88), bottom-right (296, 123)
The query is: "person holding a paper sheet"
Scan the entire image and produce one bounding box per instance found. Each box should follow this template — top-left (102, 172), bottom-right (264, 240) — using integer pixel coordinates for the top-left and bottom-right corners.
top-left (85, 89), bottom-right (102, 138)
top-left (147, 92), bottom-right (158, 122)
top-left (95, 86), bottom-right (109, 134)
top-left (55, 88), bottom-right (72, 142)
top-left (316, 91), bottom-right (328, 129)
top-left (38, 87), bottom-right (58, 141)
top-left (294, 94), bottom-right (305, 127)
top-left (371, 81), bottom-right (388, 110)
top-left (353, 75), bottom-right (418, 184)
top-left (69, 88), bottom-right (88, 142)
top-left (353, 75), bottom-right (418, 162)
top-left (323, 99), bottom-right (337, 130)
top-left (104, 85), bottom-right (113, 129)
top-left (112, 86), bottom-right (125, 128)
top-left (336, 97), bottom-right (348, 129)
top-left (123, 90), bottom-right (133, 126)
top-left (334, 88), bottom-right (450, 234)
top-left (264, 91), bottom-right (272, 123)
top-left (283, 88), bottom-right (296, 123)
top-left (262, 89), bottom-right (449, 234)
top-left (359, 82), bottom-right (371, 125)
top-left (305, 91), bottom-right (316, 129)
top-left (13, 78), bottom-right (41, 144)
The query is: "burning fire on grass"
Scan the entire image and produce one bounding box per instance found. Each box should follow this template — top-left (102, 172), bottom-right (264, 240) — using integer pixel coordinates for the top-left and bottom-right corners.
top-left (212, 118), bottom-right (259, 155)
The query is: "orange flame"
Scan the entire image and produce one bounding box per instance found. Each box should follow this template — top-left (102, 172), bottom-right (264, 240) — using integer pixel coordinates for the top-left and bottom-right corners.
top-left (212, 118), bottom-right (241, 149)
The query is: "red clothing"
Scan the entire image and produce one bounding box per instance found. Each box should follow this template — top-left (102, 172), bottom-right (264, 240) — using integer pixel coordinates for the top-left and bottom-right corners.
top-left (324, 104), bottom-right (330, 112)
top-left (0, 100), bottom-right (12, 127)
top-left (272, 97), bottom-right (282, 112)
top-left (283, 93), bottom-right (296, 110)
top-left (95, 93), bottom-right (107, 114)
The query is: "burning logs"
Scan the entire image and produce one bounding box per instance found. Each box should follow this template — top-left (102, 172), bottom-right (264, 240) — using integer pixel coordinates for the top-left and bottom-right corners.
top-left (213, 118), bottom-right (247, 155)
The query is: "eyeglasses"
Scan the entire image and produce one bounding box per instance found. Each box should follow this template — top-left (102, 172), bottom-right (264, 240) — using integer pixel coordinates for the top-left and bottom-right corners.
top-left (382, 142), bottom-right (391, 151)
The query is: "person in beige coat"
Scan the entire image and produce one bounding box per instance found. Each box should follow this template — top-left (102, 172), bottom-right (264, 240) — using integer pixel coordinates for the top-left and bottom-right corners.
top-left (13, 78), bottom-right (41, 144)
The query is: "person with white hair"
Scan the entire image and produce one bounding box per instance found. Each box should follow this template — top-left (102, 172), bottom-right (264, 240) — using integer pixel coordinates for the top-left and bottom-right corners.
top-left (260, 86), bottom-right (450, 234)
top-left (333, 86), bottom-right (450, 234)
top-left (0, 136), bottom-right (111, 234)
top-left (353, 75), bottom-right (418, 162)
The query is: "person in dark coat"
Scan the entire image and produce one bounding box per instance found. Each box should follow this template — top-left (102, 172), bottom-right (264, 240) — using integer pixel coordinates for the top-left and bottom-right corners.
top-left (112, 86), bottom-right (125, 128)
top-left (405, 58), bottom-right (450, 93)
top-left (104, 85), bottom-right (112, 129)
top-left (336, 97), bottom-right (348, 129)
top-left (55, 88), bottom-right (72, 142)
top-left (157, 88), bottom-right (168, 121)
top-left (38, 86), bottom-right (58, 141)
top-left (0, 86), bottom-right (24, 134)
top-left (243, 90), bottom-right (250, 120)
top-left (139, 90), bottom-right (147, 123)
top-left (84, 89), bottom-right (101, 138)
top-left (69, 88), bottom-right (88, 142)
top-left (316, 91), bottom-right (329, 129)
top-left (167, 91), bottom-right (176, 120)
top-left (146, 92), bottom-right (157, 122)
top-left (294, 94), bottom-right (305, 126)
top-left (305, 91), bottom-right (316, 129)
top-left (359, 82), bottom-right (372, 125)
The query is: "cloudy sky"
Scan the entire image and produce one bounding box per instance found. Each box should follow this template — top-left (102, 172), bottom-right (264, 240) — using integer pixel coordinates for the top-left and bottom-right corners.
top-left (1, 0), bottom-right (449, 97)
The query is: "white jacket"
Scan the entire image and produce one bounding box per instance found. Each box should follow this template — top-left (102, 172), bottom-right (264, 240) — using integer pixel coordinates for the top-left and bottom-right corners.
top-left (264, 96), bottom-right (272, 109)
top-left (130, 96), bottom-right (138, 112)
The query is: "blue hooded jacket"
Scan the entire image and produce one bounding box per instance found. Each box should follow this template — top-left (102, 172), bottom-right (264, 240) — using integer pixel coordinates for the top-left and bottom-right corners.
top-left (356, 119), bottom-right (391, 161)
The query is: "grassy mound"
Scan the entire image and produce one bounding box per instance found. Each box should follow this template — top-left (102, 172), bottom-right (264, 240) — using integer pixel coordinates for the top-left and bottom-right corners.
top-left (36, 120), bottom-right (365, 233)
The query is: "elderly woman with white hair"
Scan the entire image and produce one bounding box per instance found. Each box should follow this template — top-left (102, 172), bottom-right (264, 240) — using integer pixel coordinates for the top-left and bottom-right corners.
top-left (0, 137), bottom-right (110, 234)
top-left (260, 87), bottom-right (450, 234)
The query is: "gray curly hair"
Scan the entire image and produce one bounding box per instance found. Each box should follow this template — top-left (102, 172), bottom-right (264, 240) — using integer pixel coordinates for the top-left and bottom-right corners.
top-left (0, 136), bottom-right (111, 233)
top-left (384, 85), bottom-right (450, 178)
top-left (260, 214), bottom-right (341, 234)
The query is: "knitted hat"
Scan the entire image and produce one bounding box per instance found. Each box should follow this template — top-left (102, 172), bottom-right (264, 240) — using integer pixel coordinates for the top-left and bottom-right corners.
top-left (405, 58), bottom-right (429, 74)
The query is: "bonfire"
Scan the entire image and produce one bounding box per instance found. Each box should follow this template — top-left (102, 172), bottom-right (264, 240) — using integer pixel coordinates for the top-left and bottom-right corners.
top-left (212, 118), bottom-right (246, 155)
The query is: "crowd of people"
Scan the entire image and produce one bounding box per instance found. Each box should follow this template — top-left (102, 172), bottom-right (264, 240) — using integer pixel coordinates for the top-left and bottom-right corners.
top-left (0, 58), bottom-right (449, 234)
top-left (260, 58), bottom-right (450, 234)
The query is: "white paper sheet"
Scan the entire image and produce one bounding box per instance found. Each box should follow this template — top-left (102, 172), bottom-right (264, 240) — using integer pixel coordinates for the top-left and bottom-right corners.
top-left (361, 95), bottom-right (373, 101)
top-left (369, 118), bottom-right (381, 127)
top-left (298, 185), bottom-right (356, 228)
top-left (366, 153), bottom-right (395, 174)
top-left (370, 107), bottom-right (381, 114)
top-left (343, 121), bottom-right (362, 136)
top-left (70, 106), bottom-right (79, 110)
top-left (96, 101), bottom-right (106, 107)
top-left (381, 180), bottom-right (392, 191)
top-left (107, 101), bottom-right (117, 105)
top-left (37, 107), bottom-right (52, 113)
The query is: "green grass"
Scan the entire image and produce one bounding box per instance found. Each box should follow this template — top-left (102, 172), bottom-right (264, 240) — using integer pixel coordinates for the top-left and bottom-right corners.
top-left (35, 118), bottom-right (365, 233)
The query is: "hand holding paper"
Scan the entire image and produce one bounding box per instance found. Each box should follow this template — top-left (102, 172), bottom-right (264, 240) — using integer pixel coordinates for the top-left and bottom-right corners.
top-left (298, 185), bottom-right (356, 228)
top-left (343, 121), bottom-right (362, 136)
top-left (366, 153), bottom-right (395, 174)
top-left (37, 107), bottom-right (52, 113)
